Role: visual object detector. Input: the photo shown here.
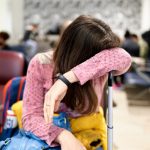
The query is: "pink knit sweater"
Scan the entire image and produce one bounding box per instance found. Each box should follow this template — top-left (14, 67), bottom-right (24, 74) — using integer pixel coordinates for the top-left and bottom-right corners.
top-left (22, 48), bottom-right (131, 146)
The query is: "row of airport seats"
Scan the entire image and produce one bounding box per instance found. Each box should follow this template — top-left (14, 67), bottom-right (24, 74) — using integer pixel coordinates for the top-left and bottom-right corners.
top-left (124, 57), bottom-right (150, 105)
top-left (0, 50), bottom-right (26, 127)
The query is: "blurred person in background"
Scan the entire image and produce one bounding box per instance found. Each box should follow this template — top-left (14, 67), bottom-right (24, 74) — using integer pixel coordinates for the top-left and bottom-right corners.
top-left (131, 33), bottom-right (149, 58)
top-left (113, 31), bottom-right (140, 88)
top-left (22, 14), bottom-right (41, 62)
top-left (132, 34), bottom-right (149, 59)
top-left (122, 30), bottom-right (140, 57)
top-left (131, 34), bottom-right (138, 43)
top-left (0, 31), bottom-right (11, 50)
top-left (23, 15), bottom-right (41, 42)
top-left (142, 29), bottom-right (150, 59)
top-left (60, 20), bottom-right (72, 35)
top-left (0, 31), bottom-right (28, 75)
top-left (49, 20), bottom-right (72, 49)
top-left (46, 14), bottom-right (62, 35)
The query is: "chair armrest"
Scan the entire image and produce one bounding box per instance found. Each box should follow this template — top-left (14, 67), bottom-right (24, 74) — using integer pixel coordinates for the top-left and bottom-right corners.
top-left (138, 67), bottom-right (150, 72)
top-left (132, 62), bottom-right (150, 84)
top-left (0, 104), bottom-right (3, 111)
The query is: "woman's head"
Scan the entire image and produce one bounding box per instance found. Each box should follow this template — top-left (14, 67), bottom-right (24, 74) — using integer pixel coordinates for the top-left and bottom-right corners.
top-left (54, 15), bottom-right (120, 114)
top-left (54, 15), bottom-right (120, 72)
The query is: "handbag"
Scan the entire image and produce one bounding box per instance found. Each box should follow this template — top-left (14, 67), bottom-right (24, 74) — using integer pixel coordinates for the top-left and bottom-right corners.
top-left (0, 112), bottom-right (70, 150)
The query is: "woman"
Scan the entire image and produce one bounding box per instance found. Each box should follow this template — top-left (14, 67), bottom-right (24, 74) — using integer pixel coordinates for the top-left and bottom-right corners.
top-left (22, 15), bottom-right (131, 150)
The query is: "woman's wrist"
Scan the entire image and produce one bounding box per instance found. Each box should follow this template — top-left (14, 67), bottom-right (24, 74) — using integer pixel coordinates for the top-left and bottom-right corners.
top-left (55, 129), bottom-right (72, 144)
top-left (63, 70), bottom-right (78, 84)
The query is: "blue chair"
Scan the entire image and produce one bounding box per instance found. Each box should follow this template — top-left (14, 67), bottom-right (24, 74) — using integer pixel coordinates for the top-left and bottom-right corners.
top-left (125, 62), bottom-right (150, 100)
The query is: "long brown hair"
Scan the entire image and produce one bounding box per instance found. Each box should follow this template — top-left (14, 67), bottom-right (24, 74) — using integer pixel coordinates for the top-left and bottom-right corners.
top-left (53, 15), bottom-right (120, 114)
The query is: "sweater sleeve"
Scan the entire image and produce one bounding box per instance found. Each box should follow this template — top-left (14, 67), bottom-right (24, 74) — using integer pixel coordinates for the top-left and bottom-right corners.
top-left (22, 55), bottom-right (63, 146)
top-left (72, 48), bottom-right (132, 85)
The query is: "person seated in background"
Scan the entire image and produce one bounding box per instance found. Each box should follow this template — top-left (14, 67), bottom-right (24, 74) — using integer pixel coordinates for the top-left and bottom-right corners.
top-left (131, 34), bottom-right (138, 43)
top-left (23, 24), bottom-right (39, 42)
top-left (121, 30), bottom-right (140, 57)
top-left (113, 31), bottom-right (139, 88)
top-left (133, 34), bottom-right (149, 60)
top-left (49, 20), bottom-right (72, 50)
top-left (0, 31), bottom-right (11, 50)
top-left (142, 30), bottom-right (150, 59)
top-left (22, 15), bottom-right (41, 62)
top-left (23, 15), bottom-right (41, 42)
top-left (131, 34), bottom-right (149, 59)
top-left (60, 20), bottom-right (72, 35)
top-left (46, 14), bottom-right (62, 35)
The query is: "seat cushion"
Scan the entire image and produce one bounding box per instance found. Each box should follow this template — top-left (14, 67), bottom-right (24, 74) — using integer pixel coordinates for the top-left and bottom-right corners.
top-left (0, 51), bottom-right (24, 85)
top-left (0, 84), bottom-right (4, 126)
top-left (125, 72), bottom-right (150, 87)
top-left (0, 85), bottom-right (4, 104)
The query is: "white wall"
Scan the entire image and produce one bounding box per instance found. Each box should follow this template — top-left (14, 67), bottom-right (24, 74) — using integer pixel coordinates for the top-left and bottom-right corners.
top-left (11, 0), bottom-right (24, 44)
top-left (0, 0), bottom-right (12, 33)
top-left (0, 0), bottom-right (150, 43)
top-left (0, 0), bottom-right (24, 44)
top-left (24, 0), bottom-right (141, 36)
top-left (141, 0), bottom-right (150, 32)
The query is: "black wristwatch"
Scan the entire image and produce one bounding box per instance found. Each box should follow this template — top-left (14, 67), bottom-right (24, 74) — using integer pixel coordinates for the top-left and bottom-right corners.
top-left (55, 74), bottom-right (71, 87)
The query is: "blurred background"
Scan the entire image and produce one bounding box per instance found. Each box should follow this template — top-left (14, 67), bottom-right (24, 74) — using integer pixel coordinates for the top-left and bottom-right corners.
top-left (0, 0), bottom-right (150, 150)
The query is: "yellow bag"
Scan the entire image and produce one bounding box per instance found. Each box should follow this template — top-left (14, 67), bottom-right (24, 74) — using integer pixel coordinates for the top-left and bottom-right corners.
top-left (11, 101), bottom-right (107, 150)
top-left (70, 107), bottom-right (107, 150)
top-left (11, 101), bottom-right (23, 129)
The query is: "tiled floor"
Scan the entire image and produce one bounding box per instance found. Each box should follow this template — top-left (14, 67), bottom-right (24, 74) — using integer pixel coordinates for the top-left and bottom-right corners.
top-left (113, 90), bottom-right (150, 150)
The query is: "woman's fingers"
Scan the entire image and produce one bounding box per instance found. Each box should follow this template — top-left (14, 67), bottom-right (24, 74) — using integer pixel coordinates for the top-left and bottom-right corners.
top-left (54, 91), bottom-right (66, 112)
top-left (48, 96), bottom-right (56, 123)
top-left (54, 100), bottom-right (61, 112)
top-left (44, 94), bottom-right (55, 123)
top-left (44, 97), bottom-right (48, 123)
top-left (44, 106), bottom-right (48, 123)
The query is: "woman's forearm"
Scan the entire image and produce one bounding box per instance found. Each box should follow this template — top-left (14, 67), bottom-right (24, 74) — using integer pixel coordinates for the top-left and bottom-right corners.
top-left (70, 48), bottom-right (132, 85)
top-left (63, 70), bottom-right (79, 83)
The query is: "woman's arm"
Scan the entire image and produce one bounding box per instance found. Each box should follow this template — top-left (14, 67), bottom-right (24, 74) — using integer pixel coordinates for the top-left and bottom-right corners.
top-left (45, 48), bottom-right (131, 122)
top-left (22, 56), bottom-right (63, 146)
top-left (70, 47), bottom-right (132, 85)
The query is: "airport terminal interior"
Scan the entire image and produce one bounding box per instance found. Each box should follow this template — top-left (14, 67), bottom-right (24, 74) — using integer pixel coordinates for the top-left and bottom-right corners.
top-left (0, 0), bottom-right (150, 150)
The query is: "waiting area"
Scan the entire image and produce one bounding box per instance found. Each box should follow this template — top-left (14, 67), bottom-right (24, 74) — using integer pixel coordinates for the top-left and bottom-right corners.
top-left (0, 0), bottom-right (150, 149)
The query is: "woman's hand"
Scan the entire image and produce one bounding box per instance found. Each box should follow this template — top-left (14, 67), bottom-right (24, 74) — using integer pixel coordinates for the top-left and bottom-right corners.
top-left (44, 71), bottom-right (78, 123)
top-left (44, 79), bottom-right (68, 123)
top-left (56, 130), bottom-right (86, 150)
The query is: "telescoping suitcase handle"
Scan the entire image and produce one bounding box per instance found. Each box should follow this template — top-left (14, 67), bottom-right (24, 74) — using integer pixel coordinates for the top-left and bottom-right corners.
top-left (107, 72), bottom-right (113, 150)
